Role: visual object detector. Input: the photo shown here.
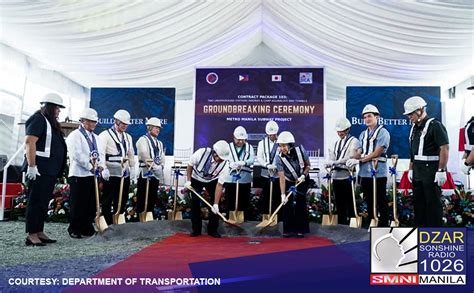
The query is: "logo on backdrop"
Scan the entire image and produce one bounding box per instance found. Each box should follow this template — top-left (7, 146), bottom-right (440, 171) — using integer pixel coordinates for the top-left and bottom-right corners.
top-left (271, 75), bottom-right (282, 82)
top-left (299, 72), bottom-right (312, 84)
top-left (239, 74), bottom-right (249, 82)
top-left (206, 72), bottom-right (219, 85)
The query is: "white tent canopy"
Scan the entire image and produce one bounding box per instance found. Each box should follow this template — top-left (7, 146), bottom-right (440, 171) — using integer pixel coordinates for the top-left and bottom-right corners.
top-left (1, 0), bottom-right (472, 101)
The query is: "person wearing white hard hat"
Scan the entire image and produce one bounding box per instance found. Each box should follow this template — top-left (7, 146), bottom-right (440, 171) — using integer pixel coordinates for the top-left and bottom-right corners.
top-left (256, 120), bottom-right (281, 218)
top-left (274, 131), bottom-right (311, 237)
top-left (184, 140), bottom-right (230, 238)
top-left (326, 117), bottom-right (361, 225)
top-left (346, 104), bottom-right (390, 227)
top-left (221, 126), bottom-right (255, 220)
top-left (135, 117), bottom-right (165, 219)
top-left (98, 109), bottom-right (136, 225)
top-left (461, 116), bottom-right (474, 177)
top-left (404, 96), bottom-right (449, 227)
top-left (65, 108), bottom-right (106, 238)
top-left (22, 93), bottom-right (67, 246)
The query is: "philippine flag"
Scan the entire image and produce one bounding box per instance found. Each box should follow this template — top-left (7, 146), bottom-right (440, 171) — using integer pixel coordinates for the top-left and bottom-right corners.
top-left (272, 75), bottom-right (282, 82)
top-left (239, 74), bottom-right (249, 82)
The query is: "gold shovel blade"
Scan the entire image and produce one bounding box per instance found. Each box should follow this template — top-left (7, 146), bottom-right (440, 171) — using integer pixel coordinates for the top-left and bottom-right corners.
top-left (390, 220), bottom-right (399, 227)
top-left (113, 213), bottom-right (126, 225)
top-left (95, 216), bottom-right (108, 232)
top-left (349, 217), bottom-right (361, 228)
top-left (322, 214), bottom-right (337, 226)
top-left (256, 214), bottom-right (277, 227)
top-left (369, 219), bottom-right (378, 228)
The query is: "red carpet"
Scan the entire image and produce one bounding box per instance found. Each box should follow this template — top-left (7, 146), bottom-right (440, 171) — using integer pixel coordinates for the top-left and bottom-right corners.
top-left (96, 233), bottom-right (333, 279)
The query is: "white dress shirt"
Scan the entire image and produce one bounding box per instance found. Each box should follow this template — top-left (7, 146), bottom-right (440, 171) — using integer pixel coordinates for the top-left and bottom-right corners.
top-left (66, 127), bottom-right (105, 177)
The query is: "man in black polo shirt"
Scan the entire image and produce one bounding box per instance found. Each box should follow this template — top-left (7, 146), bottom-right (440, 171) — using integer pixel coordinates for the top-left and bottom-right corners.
top-left (404, 96), bottom-right (449, 227)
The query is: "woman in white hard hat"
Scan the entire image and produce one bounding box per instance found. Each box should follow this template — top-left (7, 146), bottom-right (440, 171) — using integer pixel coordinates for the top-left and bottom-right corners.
top-left (223, 126), bottom-right (255, 220)
top-left (274, 131), bottom-right (311, 237)
top-left (65, 108), bottom-right (105, 238)
top-left (404, 96), bottom-right (449, 227)
top-left (136, 117), bottom-right (165, 219)
top-left (346, 104), bottom-right (390, 227)
top-left (98, 109), bottom-right (136, 224)
top-left (256, 120), bottom-right (281, 219)
top-left (23, 93), bottom-right (67, 246)
top-left (185, 140), bottom-right (230, 238)
top-left (326, 117), bottom-right (361, 225)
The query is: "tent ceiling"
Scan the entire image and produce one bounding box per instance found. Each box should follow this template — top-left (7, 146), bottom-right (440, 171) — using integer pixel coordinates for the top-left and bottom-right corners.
top-left (1, 0), bottom-right (472, 100)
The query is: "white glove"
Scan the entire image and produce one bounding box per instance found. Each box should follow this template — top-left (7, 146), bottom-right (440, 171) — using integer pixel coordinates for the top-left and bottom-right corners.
top-left (267, 164), bottom-right (277, 171)
top-left (346, 159), bottom-right (359, 168)
top-left (101, 169), bottom-right (110, 181)
top-left (229, 162), bottom-right (239, 169)
top-left (324, 160), bottom-right (334, 168)
top-left (184, 181), bottom-right (192, 189)
top-left (434, 171), bottom-right (447, 187)
top-left (211, 204), bottom-right (219, 214)
top-left (281, 194), bottom-right (288, 205)
top-left (460, 160), bottom-right (471, 175)
top-left (26, 166), bottom-right (40, 180)
top-left (408, 170), bottom-right (413, 183)
top-left (298, 174), bottom-right (306, 182)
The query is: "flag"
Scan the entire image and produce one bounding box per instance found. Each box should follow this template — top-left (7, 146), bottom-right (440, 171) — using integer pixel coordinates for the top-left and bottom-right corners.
top-left (271, 75), bottom-right (281, 82)
top-left (238, 74), bottom-right (249, 82)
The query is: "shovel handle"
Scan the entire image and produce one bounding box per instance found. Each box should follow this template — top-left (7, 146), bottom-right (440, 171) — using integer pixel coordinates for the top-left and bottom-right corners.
top-left (268, 179), bottom-right (303, 223)
top-left (188, 186), bottom-right (227, 222)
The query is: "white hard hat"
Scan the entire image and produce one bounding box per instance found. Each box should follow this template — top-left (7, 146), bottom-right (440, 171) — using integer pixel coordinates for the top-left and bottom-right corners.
top-left (146, 117), bottom-right (162, 127)
top-left (362, 104), bottom-right (379, 116)
top-left (80, 108), bottom-right (98, 122)
top-left (213, 140), bottom-right (231, 160)
top-left (233, 126), bottom-right (248, 140)
top-left (40, 93), bottom-right (65, 108)
top-left (276, 131), bottom-right (295, 144)
top-left (403, 96), bottom-right (427, 115)
top-left (113, 109), bottom-right (131, 124)
top-left (265, 120), bottom-right (279, 135)
top-left (335, 117), bottom-right (351, 131)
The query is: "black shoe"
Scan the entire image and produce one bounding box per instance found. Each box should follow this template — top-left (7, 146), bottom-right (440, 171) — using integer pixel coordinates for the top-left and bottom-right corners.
top-left (296, 233), bottom-right (304, 238)
top-left (81, 231), bottom-right (96, 237)
top-left (190, 232), bottom-right (201, 237)
top-left (282, 233), bottom-right (292, 238)
top-left (38, 237), bottom-right (57, 243)
top-left (25, 238), bottom-right (46, 246)
top-left (208, 232), bottom-right (221, 238)
top-left (69, 232), bottom-right (82, 239)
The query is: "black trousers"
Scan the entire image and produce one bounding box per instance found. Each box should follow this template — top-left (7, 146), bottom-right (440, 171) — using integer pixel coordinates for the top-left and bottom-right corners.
top-left (101, 176), bottom-right (130, 225)
top-left (190, 178), bottom-right (219, 235)
top-left (137, 175), bottom-right (159, 213)
top-left (333, 178), bottom-right (355, 225)
top-left (68, 176), bottom-right (96, 235)
top-left (25, 175), bottom-right (57, 233)
top-left (260, 177), bottom-right (281, 215)
top-left (282, 178), bottom-right (310, 234)
top-left (225, 182), bottom-right (251, 213)
top-left (360, 177), bottom-right (388, 227)
top-left (413, 162), bottom-right (443, 227)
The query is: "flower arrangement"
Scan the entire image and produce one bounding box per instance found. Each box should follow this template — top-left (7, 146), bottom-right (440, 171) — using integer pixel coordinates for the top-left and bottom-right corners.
top-left (46, 183), bottom-right (70, 223)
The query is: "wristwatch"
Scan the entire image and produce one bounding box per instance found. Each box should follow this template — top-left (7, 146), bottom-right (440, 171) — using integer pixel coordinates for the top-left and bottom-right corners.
top-left (437, 168), bottom-right (446, 172)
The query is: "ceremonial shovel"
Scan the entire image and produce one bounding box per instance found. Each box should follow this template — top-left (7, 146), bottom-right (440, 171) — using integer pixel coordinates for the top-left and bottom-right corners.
top-left (369, 159), bottom-right (379, 229)
top-left (390, 155), bottom-right (400, 227)
top-left (93, 161), bottom-right (108, 232)
top-left (113, 160), bottom-right (127, 225)
top-left (187, 186), bottom-right (243, 230)
top-left (228, 169), bottom-right (244, 224)
top-left (257, 169), bottom-right (277, 227)
top-left (348, 166), bottom-right (361, 228)
top-left (258, 179), bottom-right (303, 230)
top-left (322, 167), bottom-right (338, 225)
top-left (139, 159), bottom-right (154, 222)
top-left (168, 162), bottom-right (183, 220)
